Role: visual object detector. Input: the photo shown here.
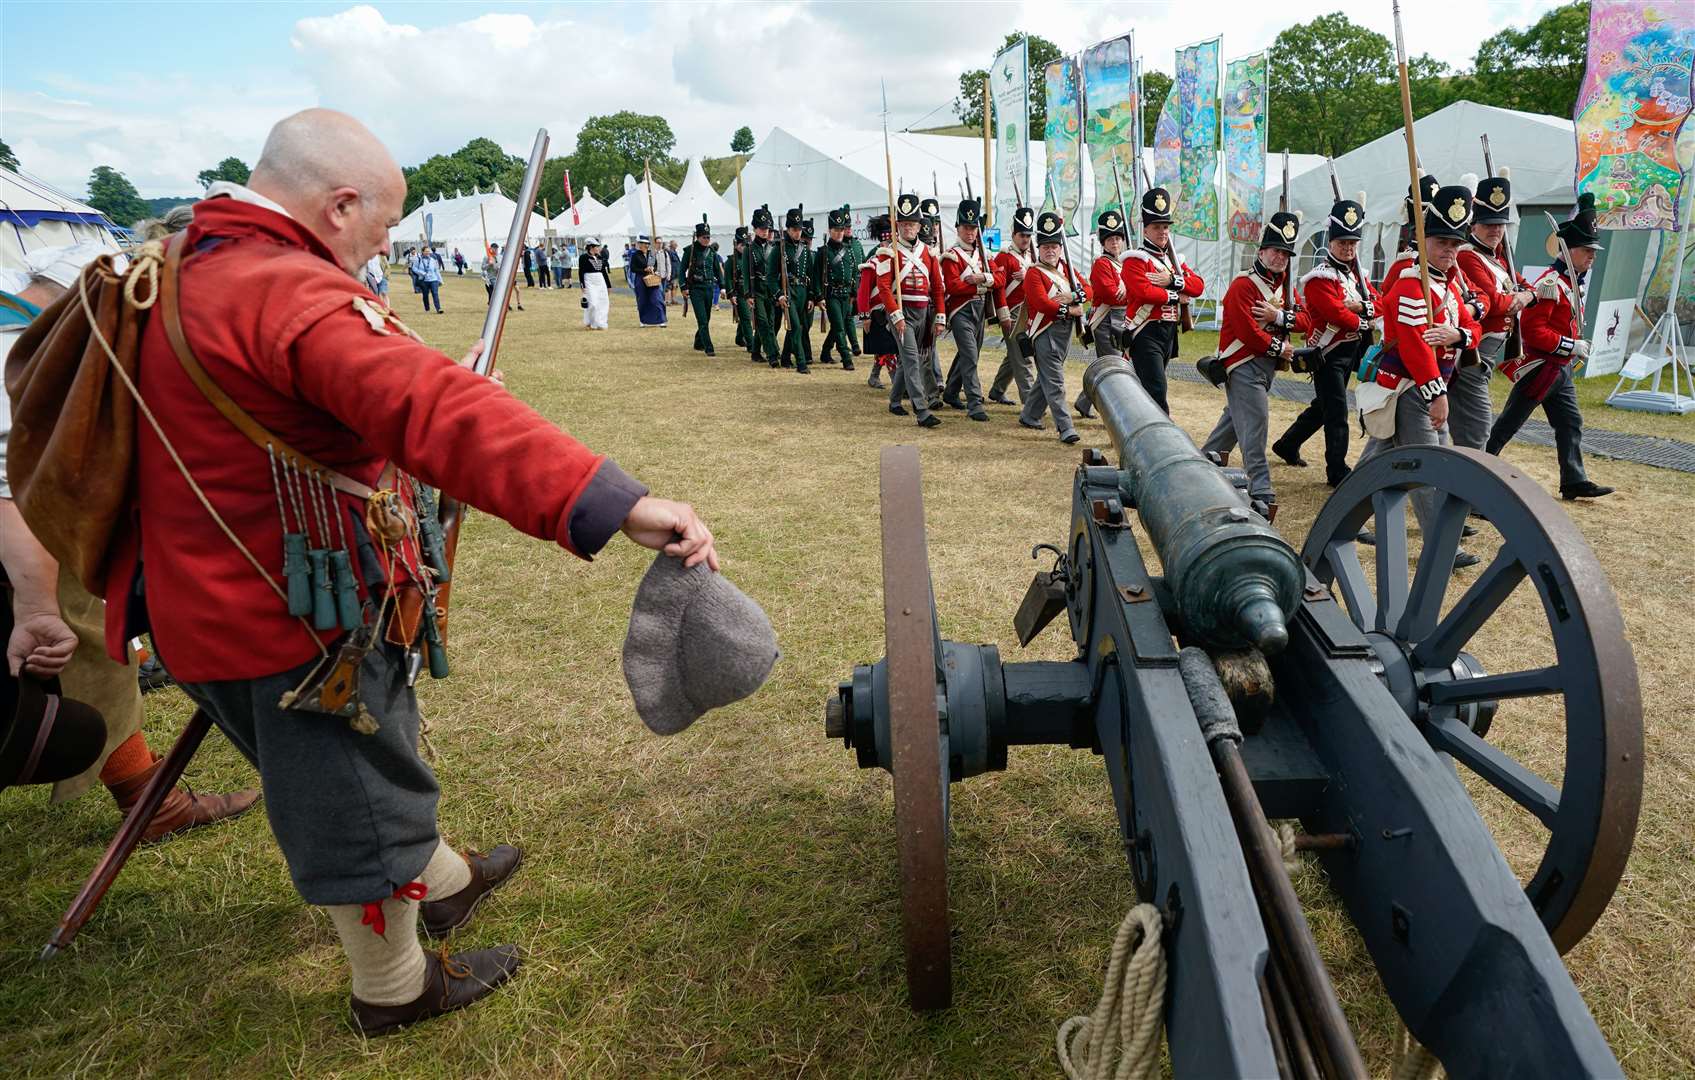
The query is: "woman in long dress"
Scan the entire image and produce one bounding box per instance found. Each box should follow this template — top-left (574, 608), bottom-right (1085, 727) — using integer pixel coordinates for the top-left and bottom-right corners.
top-left (579, 240), bottom-right (611, 330)
top-left (632, 236), bottom-right (667, 327)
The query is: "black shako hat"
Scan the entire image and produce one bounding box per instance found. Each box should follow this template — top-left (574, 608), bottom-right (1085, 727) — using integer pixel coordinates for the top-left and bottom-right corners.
top-left (1423, 184), bottom-right (1474, 241)
top-left (1259, 210), bottom-right (1301, 253)
top-left (802, 218), bottom-right (815, 240)
top-left (828, 205), bottom-right (850, 229)
top-left (896, 192), bottom-right (921, 223)
top-left (1548, 192), bottom-right (1604, 254)
top-left (1011, 205), bottom-right (1035, 234)
top-left (867, 213), bottom-right (891, 241)
top-left (1327, 195), bottom-right (1367, 241)
top-left (733, 225), bottom-right (749, 244)
top-left (1141, 187), bottom-right (1173, 225)
top-left (1400, 174), bottom-right (1441, 225)
top-left (751, 204), bottom-right (774, 230)
top-left (956, 198), bottom-right (982, 227)
top-left (1096, 206), bottom-right (1129, 242)
top-left (694, 215), bottom-right (710, 239)
top-left (919, 197), bottom-right (940, 223)
top-left (784, 207), bottom-right (805, 231)
top-left (1035, 209), bottom-right (1066, 246)
top-left (1470, 169), bottom-right (1513, 225)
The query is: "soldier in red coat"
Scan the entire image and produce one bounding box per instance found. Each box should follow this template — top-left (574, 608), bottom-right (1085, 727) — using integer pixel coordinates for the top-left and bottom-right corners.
top-left (1199, 210), bottom-right (1310, 519)
top-left (856, 214), bottom-right (898, 389)
top-left (1017, 210), bottom-right (1092, 444)
top-left (1485, 194), bottom-right (1613, 500)
top-left (100, 110), bottom-right (720, 1035)
top-left (987, 205), bottom-right (1037, 405)
top-left (1071, 205), bottom-right (1133, 419)
top-left (871, 193), bottom-right (945, 428)
top-left (1116, 187), bottom-right (1204, 413)
top-left (939, 197), bottom-right (1004, 420)
top-left (1452, 171), bottom-right (1532, 450)
top-left (1359, 182), bottom-right (1484, 564)
top-left (1271, 196), bottom-right (1380, 487)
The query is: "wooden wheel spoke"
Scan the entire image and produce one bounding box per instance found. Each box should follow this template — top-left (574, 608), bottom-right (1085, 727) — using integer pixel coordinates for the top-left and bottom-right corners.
top-left (1397, 493), bottom-right (1469, 643)
top-left (1371, 489), bottom-right (1409, 633)
top-left (1412, 549), bottom-right (1525, 670)
top-left (1324, 540), bottom-right (1376, 630)
top-left (1426, 665), bottom-right (1563, 707)
top-left (1426, 715), bottom-right (1560, 827)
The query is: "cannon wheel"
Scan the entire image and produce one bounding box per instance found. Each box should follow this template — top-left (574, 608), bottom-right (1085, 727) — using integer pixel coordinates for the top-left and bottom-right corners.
top-left (1302, 446), bottom-right (1642, 953)
top-left (879, 445), bottom-right (952, 1010)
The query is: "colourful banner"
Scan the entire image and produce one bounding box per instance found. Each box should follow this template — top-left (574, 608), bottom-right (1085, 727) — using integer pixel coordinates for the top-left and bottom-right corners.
top-left (1642, 124), bottom-right (1695, 323)
top-left (1222, 52), bottom-right (1268, 244)
top-left (1083, 34), bottom-right (1137, 226)
top-left (1153, 88), bottom-right (1181, 190)
top-left (1175, 37), bottom-right (1221, 240)
top-left (1042, 56), bottom-right (1084, 235)
top-left (1572, 0), bottom-right (1695, 231)
top-left (991, 38), bottom-right (1030, 229)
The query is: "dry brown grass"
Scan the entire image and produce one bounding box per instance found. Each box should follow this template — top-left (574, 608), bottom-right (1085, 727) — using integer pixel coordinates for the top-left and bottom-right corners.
top-left (0, 272), bottom-right (1689, 1077)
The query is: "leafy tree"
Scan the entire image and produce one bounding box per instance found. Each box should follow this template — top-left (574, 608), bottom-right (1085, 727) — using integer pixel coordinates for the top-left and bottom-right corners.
top-left (955, 33), bottom-right (1063, 135)
top-left (730, 126), bottom-right (756, 155)
top-left (195, 156), bottom-right (250, 189)
top-left (1465, 1), bottom-right (1589, 117)
top-left (402, 137), bottom-right (525, 213)
top-left (1266, 13), bottom-right (1451, 158)
top-left (0, 138), bottom-right (18, 172)
top-left (567, 111), bottom-right (680, 198)
top-left (86, 166), bottom-right (150, 227)
top-left (1141, 70), bottom-right (1174, 146)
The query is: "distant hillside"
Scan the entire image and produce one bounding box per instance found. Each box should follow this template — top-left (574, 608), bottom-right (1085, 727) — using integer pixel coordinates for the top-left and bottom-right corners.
top-left (144, 195), bottom-right (197, 215)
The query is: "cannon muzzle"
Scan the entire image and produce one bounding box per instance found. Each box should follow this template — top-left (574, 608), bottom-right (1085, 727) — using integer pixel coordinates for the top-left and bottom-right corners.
top-left (1081, 356), bottom-right (1303, 653)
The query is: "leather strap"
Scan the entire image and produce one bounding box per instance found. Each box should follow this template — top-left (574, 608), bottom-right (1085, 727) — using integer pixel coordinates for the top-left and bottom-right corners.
top-left (17, 694), bottom-right (60, 786)
top-left (159, 234), bottom-right (379, 500)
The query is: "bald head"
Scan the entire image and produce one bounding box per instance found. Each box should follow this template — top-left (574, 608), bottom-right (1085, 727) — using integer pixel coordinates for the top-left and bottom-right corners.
top-left (249, 109), bottom-right (404, 278)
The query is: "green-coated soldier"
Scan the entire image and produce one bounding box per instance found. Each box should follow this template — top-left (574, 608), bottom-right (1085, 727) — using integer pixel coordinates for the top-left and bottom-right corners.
top-left (774, 207), bottom-right (813, 373)
top-left (815, 205), bottom-right (861, 370)
top-left (748, 205), bottom-right (781, 365)
top-left (677, 216), bottom-right (723, 356)
top-left (729, 226), bottom-right (752, 352)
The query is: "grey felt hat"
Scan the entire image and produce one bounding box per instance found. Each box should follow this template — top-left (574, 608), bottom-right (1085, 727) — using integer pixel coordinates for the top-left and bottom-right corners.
top-left (622, 556), bottom-right (779, 735)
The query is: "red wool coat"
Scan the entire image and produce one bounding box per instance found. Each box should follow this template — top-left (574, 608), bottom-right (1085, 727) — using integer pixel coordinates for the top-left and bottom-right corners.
top-left (1501, 266), bottom-right (1584, 397)
top-left (940, 243), bottom-right (1007, 319)
top-left (991, 245), bottom-right (1034, 322)
top-left (1120, 245), bottom-right (1203, 334)
top-left (106, 195), bottom-right (645, 680)
top-left (1375, 264), bottom-right (1482, 392)
top-left (1456, 244), bottom-right (1527, 338)
top-left (1217, 267), bottom-right (1311, 374)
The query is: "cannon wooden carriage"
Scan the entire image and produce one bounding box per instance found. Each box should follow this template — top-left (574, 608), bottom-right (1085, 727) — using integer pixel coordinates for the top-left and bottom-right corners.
top-left (824, 356), bottom-right (1641, 1078)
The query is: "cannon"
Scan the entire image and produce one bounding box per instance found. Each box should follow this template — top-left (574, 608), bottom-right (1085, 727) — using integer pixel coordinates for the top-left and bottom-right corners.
top-left (825, 356), bottom-right (1641, 1078)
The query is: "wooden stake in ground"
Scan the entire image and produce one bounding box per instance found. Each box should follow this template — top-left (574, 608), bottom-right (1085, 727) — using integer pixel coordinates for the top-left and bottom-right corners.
top-left (982, 75), bottom-right (993, 229)
top-left (1393, 0), bottom-right (1434, 326)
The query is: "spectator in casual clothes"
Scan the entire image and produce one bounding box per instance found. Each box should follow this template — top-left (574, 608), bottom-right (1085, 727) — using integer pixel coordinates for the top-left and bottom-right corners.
top-left (534, 242), bottom-right (551, 289)
top-left (562, 240), bottom-right (577, 288)
top-left (548, 245), bottom-right (564, 292)
top-left (410, 246), bottom-right (443, 313)
top-left (364, 253), bottom-right (389, 301)
top-left (452, 247), bottom-right (466, 275)
top-left (521, 244), bottom-right (535, 288)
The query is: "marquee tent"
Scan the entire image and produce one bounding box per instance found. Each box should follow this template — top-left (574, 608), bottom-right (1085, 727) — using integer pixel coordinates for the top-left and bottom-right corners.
top-left (0, 166), bottom-right (122, 270)
top-left (390, 185), bottom-right (547, 266)
top-left (735, 126), bottom-right (1324, 302)
top-left (653, 159), bottom-right (740, 245)
top-left (548, 186), bottom-right (606, 232)
top-left (1264, 101), bottom-right (1576, 282)
top-left (567, 174), bottom-right (675, 240)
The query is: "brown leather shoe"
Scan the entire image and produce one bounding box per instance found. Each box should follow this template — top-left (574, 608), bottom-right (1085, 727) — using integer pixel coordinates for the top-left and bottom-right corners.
top-left (420, 845), bottom-right (523, 938)
top-left (350, 944), bottom-right (521, 1037)
top-left (108, 760), bottom-right (260, 844)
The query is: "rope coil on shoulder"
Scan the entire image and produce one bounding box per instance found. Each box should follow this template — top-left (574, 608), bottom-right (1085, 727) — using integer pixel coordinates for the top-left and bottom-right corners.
top-left (1057, 902), bottom-right (1168, 1080)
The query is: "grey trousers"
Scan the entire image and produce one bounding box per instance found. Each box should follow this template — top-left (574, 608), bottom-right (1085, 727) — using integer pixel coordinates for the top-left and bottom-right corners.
top-left (943, 300), bottom-right (986, 412)
top-left (1486, 364), bottom-right (1589, 490)
top-left (1448, 334), bottom-right (1503, 450)
top-left (173, 641), bottom-right (440, 905)
top-left (1075, 310), bottom-right (1127, 416)
top-left (1020, 322), bottom-right (1077, 437)
top-left (1201, 355), bottom-right (1277, 501)
top-left (990, 325), bottom-right (1035, 401)
top-left (1361, 385), bottom-right (1451, 529)
top-left (888, 304), bottom-right (937, 423)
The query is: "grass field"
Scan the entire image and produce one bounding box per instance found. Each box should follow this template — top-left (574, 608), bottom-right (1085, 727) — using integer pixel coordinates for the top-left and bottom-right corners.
top-left (1, 272), bottom-right (1690, 1078)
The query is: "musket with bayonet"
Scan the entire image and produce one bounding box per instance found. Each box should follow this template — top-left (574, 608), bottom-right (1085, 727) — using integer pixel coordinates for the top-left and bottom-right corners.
top-left (1482, 133), bottom-right (1525, 359)
top-left (963, 163), bottom-right (990, 333)
top-left (1323, 156), bottom-right (1376, 333)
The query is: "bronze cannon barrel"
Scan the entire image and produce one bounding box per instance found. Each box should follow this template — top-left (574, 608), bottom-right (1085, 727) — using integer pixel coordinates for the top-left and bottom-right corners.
top-left (1081, 356), bottom-right (1303, 654)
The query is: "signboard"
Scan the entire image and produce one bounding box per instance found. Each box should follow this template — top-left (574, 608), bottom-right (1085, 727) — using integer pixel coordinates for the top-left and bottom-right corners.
top-left (990, 39), bottom-right (1030, 233)
top-left (1584, 297), bottom-right (1635, 377)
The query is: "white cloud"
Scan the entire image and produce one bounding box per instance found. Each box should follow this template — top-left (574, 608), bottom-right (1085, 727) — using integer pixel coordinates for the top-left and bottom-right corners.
top-left (2, 0), bottom-right (1564, 198)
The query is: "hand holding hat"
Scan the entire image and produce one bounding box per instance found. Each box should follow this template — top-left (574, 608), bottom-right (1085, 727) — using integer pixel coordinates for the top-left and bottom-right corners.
top-left (621, 496), bottom-right (718, 571)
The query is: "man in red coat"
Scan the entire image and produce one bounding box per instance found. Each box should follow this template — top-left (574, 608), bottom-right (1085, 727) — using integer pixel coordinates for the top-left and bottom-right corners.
top-left (100, 109), bottom-right (719, 1034)
top-left (1359, 183), bottom-right (1485, 564)
top-left (1485, 194), bottom-right (1612, 500)
top-left (1199, 210), bottom-right (1309, 520)
top-left (939, 197), bottom-right (1004, 420)
top-left (1017, 210), bottom-right (1092, 443)
top-left (872, 193), bottom-right (946, 427)
top-left (856, 214), bottom-right (899, 388)
top-left (1114, 187), bottom-right (1204, 414)
top-left (1071, 205), bottom-right (1132, 419)
top-left (987, 205), bottom-right (1037, 405)
top-left (1452, 171), bottom-right (1532, 450)
top-left (1271, 196), bottom-right (1380, 487)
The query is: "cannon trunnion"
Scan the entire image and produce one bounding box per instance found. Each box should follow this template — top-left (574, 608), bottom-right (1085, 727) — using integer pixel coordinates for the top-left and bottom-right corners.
top-left (826, 358), bottom-right (1640, 1078)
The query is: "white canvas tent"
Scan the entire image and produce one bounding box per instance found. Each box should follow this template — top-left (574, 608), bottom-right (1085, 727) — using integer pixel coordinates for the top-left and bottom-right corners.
top-left (569, 174), bottom-right (674, 240)
top-left (654, 159), bottom-right (739, 245)
top-left (0, 166), bottom-right (122, 270)
top-left (389, 185), bottom-right (546, 266)
top-left (736, 126), bottom-right (1324, 301)
top-left (549, 186), bottom-right (606, 232)
top-left (1265, 101), bottom-right (1576, 280)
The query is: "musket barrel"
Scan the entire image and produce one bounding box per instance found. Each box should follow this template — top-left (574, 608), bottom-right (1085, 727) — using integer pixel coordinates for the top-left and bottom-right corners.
top-left (1081, 357), bottom-right (1303, 654)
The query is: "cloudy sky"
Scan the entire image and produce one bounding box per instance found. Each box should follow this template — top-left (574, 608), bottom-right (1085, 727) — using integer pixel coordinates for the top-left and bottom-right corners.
top-left (2, 0), bottom-right (1563, 199)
